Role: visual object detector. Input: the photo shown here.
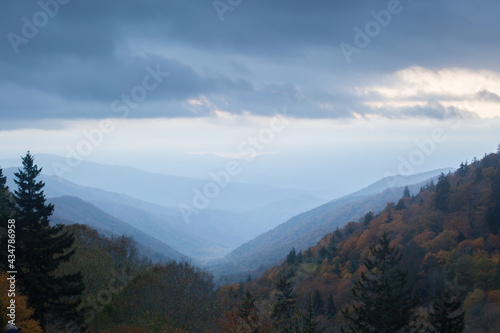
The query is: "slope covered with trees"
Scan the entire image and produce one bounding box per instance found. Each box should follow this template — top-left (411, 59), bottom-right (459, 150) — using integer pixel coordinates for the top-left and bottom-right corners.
top-left (218, 148), bottom-right (500, 332)
top-left (218, 171), bottom-right (448, 278)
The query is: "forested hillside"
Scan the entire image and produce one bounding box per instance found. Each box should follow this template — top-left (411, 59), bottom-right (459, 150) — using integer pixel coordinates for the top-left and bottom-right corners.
top-left (218, 170), bottom-right (449, 277)
top-left (218, 149), bottom-right (500, 332)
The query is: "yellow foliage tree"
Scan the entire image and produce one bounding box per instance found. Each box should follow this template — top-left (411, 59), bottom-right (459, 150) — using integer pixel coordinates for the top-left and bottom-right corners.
top-left (0, 271), bottom-right (42, 333)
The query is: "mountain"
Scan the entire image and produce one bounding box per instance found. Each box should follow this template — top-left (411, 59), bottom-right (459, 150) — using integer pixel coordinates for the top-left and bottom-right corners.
top-left (245, 194), bottom-right (327, 233)
top-left (48, 195), bottom-right (184, 262)
top-left (2, 153), bottom-right (320, 213)
top-left (2, 167), bottom-right (254, 260)
top-left (3, 165), bottom-right (323, 261)
top-left (219, 151), bottom-right (500, 332)
top-left (214, 169), bottom-right (450, 276)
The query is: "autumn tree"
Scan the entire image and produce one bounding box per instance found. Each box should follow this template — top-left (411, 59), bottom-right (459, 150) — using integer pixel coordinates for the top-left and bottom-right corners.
top-left (342, 232), bottom-right (420, 333)
top-left (11, 152), bottom-right (84, 327)
top-left (0, 272), bottom-right (42, 333)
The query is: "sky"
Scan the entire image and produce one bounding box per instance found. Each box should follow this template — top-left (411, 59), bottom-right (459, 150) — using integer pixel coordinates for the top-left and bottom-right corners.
top-left (1, 0), bottom-right (499, 198)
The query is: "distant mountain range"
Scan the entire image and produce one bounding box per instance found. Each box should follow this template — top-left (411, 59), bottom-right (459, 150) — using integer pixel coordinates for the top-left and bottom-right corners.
top-left (1, 154), bottom-right (326, 261)
top-left (2, 153), bottom-right (321, 213)
top-left (49, 196), bottom-right (184, 262)
top-left (1, 154), bottom-right (452, 271)
top-left (211, 168), bottom-right (453, 277)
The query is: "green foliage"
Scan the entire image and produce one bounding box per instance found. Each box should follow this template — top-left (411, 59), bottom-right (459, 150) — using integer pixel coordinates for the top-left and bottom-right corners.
top-left (458, 161), bottom-right (468, 177)
top-left (363, 211), bottom-right (374, 226)
top-left (287, 247), bottom-right (297, 265)
top-left (312, 289), bottom-right (324, 315)
top-left (238, 290), bottom-right (259, 330)
top-left (0, 167), bottom-right (10, 221)
top-left (486, 167), bottom-right (500, 234)
top-left (8, 152), bottom-right (84, 327)
top-left (342, 233), bottom-right (420, 333)
top-left (435, 173), bottom-right (451, 212)
top-left (303, 296), bottom-right (325, 333)
top-left (326, 294), bottom-right (337, 320)
top-left (110, 261), bottom-right (220, 331)
top-left (403, 186), bottom-right (411, 198)
top-left (272, 273), bottom-right (300, 332)
top-left (426, 286), bottom-right (464, 333)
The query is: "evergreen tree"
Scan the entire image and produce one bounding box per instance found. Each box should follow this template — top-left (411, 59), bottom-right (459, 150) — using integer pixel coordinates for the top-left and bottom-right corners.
top-left (0, 166), bottom-right (10, 220)
top-left (12, 152), bottom-right (84, 327)
top-left (363, 211), bottom-right (374, 226)
top-left (457, 162), bottom-right (468, 177)
top-left (403, 186), bottom-right (411, 198)
top-left (272, 273), bottom-right (299, 332)
top-left (435, 173), bottom-right (451, 212)
top-left (395, 199), bottom-right (406, 211)
top-left (342, 232), bottom-right (420, 333)
top-left (326, 237), bottom-right (339, 260)
top-left (474, 167), bottom-right (483, 182)
top-left (303, 295), bottom-right (325, 333)
top-left (287, 247), bottom-right (297, 264)
top-left (0, 167), bottom-right (12, 272)
top-left (312, 289), bottom-right (325, 315)
top-left (426, 287), bottom-right (465, 333)
top-left (326, 294), bottom-right (337, 320)
top-left (238, 290), bottom-right (258, 331)
top-left (296, 250), bottom-right (304, 264)
top-left (486, 167), bottom-right (500, 234)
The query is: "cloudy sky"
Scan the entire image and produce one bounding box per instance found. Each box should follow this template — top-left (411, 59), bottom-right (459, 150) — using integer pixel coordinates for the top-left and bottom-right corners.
top-left (1, 0), bottom-right (499, 197)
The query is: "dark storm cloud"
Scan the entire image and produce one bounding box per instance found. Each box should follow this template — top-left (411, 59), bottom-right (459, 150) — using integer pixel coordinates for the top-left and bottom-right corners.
top-left (0, 0), bottom-right (499, 124)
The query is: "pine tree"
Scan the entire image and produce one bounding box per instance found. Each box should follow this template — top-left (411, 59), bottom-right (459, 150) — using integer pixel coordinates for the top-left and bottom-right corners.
top-left (238, 290), bottom-right (258, 331)
top-left (296, 250), bottom-right (304, 264)
top-left (272, 273), bottom-right (299, 332)
top-left (287, 247), bottom-right (297, 264)
top-left (0, 166), bottom-right (10, 220)
top-left (342, 232), bottom-right (420, 333)
top-left (0, 167), bottom-right (13, 272)
top-left (486, 167), bottom-right (500, 234)
top-left (363, 211), bottom-right (374, 226)
top-left (426, 287), bottom-right (465, 333)
top-left (457, 162), bottom-right (468, 177)
top-left (12, 152), bottom-right (84, 327)
top-left (435, 173), bottom-right (451, 212)
top-left (312, 289), bottom-right (325, 315)
top-left (403, 186), bottom-right (411, 198)
top-left (395, 199), bottom-right (406, 211)
top-left (326, 294), bottom-right (337, 320)
top-left (326, 236), bottom-right (339, 260)
top-left (303, 295), bottom-right (325, 333)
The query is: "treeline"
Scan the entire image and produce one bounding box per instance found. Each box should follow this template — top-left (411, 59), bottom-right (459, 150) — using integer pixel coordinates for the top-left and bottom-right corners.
top-left (218, 147), bottom-right (500, 332)
top-left (0, 153), bottom-right (221, 332)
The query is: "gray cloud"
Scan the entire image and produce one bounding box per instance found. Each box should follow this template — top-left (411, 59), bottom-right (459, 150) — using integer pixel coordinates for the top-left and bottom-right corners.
top-left (1, 0), bottom-right (499, 125)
